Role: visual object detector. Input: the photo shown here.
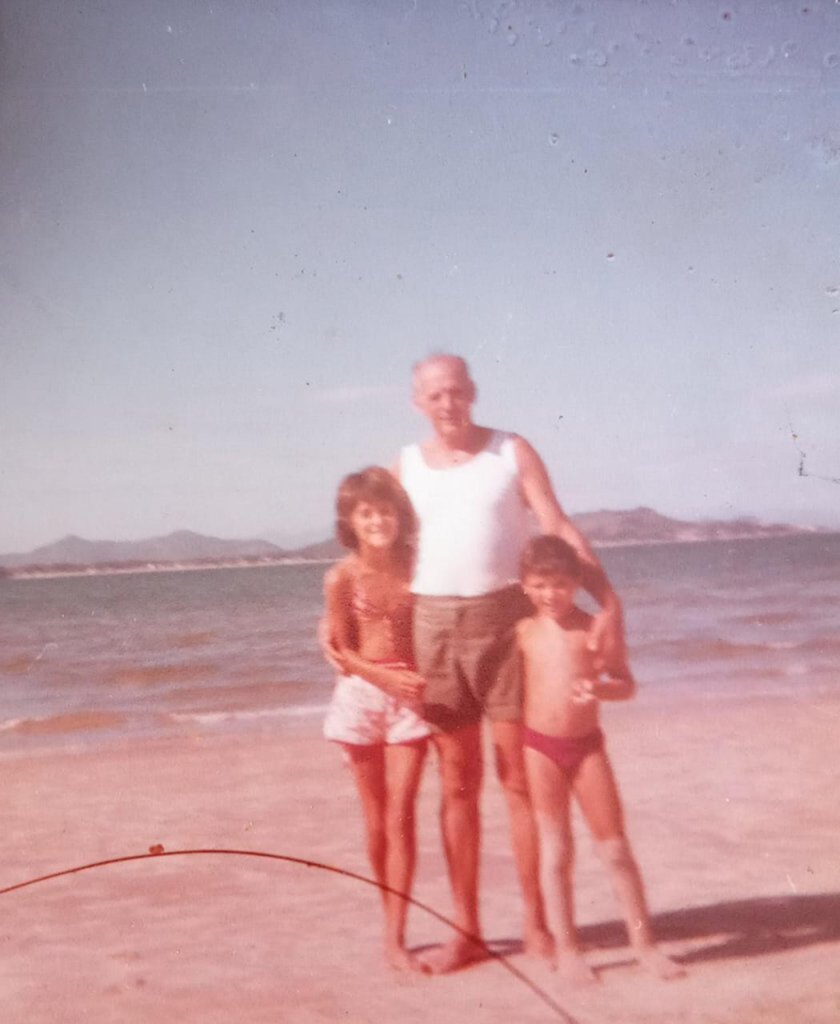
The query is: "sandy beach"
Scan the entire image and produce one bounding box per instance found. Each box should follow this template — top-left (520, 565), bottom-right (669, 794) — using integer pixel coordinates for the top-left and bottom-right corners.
top-left (2, 691), bottom-right (839, 1024)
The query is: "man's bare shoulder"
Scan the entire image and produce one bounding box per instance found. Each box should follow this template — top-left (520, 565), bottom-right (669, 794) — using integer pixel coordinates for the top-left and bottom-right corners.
top-left (510, 432), bottom-right (538, 457)
top-left (510, 434), bottom-right (551, 482)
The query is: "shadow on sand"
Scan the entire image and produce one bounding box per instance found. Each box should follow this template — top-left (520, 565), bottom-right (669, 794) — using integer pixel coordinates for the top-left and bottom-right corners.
top-left (480, 892), bottom-right (840, 970)
top-left (569, 891), bottom-right (840, 966)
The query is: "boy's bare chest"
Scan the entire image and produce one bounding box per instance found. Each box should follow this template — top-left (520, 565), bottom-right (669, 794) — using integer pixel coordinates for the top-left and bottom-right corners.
top-left (521, 624), bottom-right (593, 687)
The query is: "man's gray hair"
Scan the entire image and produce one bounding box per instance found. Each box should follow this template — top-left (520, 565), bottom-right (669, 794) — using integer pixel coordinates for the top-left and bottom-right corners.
top-left (411, 352), bottom-right (473, 385)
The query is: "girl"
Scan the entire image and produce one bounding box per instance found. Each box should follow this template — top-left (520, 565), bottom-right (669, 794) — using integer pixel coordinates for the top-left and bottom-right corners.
top-left (322, 467), bottom-right (430, 971)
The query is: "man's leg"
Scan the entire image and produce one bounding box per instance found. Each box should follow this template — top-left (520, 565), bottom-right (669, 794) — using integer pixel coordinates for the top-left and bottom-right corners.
top-left (420, 723), bottom-right (486, 973)
top-left (492, 720), bottom-right (555, 959)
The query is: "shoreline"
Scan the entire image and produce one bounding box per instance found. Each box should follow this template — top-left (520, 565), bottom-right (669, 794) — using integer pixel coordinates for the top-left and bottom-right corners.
top-left (2, 530), bottom-right (835, 582)
top-left (1, 680), bottom-right (832, 763)
top-left (1, 557), bottom-right (337, 581)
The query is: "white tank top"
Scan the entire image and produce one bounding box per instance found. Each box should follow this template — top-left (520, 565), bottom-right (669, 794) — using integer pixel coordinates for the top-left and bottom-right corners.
top-left (400, 430), bottom-right (530, 597)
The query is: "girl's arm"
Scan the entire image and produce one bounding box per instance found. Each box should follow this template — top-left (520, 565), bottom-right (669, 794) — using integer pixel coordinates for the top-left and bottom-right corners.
top-left (338, 648), bottom-right (426, 701)
top-left (323, 566), bottom-right (425, 702)
top-left (323, 563), bottom-right (355, 664)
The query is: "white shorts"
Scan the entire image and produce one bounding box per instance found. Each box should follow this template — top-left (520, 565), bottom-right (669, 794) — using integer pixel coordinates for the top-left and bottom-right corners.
top-left (323, 673), bottom-right (431, 746)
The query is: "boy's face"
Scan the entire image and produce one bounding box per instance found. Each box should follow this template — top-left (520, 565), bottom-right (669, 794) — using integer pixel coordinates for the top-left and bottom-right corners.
top-left (522, 569), bottom-right (578, 620)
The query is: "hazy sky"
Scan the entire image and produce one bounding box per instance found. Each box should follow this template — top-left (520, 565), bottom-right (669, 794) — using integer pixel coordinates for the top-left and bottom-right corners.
top-left (2, 0), bottom-right (839, 552)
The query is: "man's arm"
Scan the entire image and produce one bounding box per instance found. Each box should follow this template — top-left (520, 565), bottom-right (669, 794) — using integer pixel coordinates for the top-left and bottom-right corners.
top-left (513, 437), bottom-right (615, 605)
top-left (513, 435), bottom-right (626, 660)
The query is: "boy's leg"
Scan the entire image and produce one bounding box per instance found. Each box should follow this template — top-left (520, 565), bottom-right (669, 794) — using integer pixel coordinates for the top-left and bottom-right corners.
top-left (573, 751), bottom-right (685, 979)
top-left (419, 723), bottom-right (486, 974)
top-left (524, 745), bottom-right (597, 984)
top-left (491, 721), bottom-right (553, 959)
top-left (343, 744), bottom-right (388, 899)
top-left (382, 740), bottom-right (427, 970)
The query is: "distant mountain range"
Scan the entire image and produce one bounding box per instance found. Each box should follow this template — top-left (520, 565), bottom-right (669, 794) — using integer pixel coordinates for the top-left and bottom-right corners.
top-left (0, 509), bottom-right (825, 576)
top-left (0, 530), bottom-right (286, 571)
top-left (296, 507), bottom-right (819, 561)
top-left (571, 507), bottom-right (811, 546)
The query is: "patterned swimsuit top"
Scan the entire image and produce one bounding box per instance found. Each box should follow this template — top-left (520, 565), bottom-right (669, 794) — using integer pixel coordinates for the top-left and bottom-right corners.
top-left (351, 579), bottom-right (412, 624)
top-left (351, 576), bottom-right (414, 667)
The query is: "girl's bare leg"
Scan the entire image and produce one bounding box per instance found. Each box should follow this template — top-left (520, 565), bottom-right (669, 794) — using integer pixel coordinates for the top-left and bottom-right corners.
top-left (382, 739), bottom-right (428, 970)
top-left (524, 747), bottom-right (597, 986)
top-left (343, 744), bottom-right (388, 910)
top-left (573, 752), bottom-right (685, 980)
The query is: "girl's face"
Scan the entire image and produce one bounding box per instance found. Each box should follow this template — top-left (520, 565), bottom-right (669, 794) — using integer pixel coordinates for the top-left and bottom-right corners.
top-left (350, 500), bottom-right (399, 551)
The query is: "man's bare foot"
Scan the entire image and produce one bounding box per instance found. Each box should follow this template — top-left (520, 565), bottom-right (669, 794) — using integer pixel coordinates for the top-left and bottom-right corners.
top-left (386, 945), bottom-right (428, 973)
top-left (523, 925), bottom-right (555, 963)
top-left (419, 936), bottom-right (488, 975)
top-left (637, 946), bottom-right (686, 980)
top-left (556, 949), bottom-right (599, 987)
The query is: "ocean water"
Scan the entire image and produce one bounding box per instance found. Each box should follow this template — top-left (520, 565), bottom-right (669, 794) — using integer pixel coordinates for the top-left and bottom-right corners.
top-left (1, 534), bottom-right (838, 754)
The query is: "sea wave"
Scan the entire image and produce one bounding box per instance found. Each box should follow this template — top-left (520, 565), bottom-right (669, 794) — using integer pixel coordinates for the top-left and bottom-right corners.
top-left (635, 635), bottom-right (840, 660)
top-left (159, 678), bottom-right (331, 709)
top-left (168, 704), bottom-right (328, 727)
top-left (1, 657), bottom-right (31, 673)
top-left (731, 611), bottom-right (804, 627)
top-left (2, 710), bottom-right (128, 735)
top-left (169, 631), bottom-right (216, 649)
top-left (105, 662), bottom-right (220, 686)
top-left (635, 638), bottom-right (782, 660)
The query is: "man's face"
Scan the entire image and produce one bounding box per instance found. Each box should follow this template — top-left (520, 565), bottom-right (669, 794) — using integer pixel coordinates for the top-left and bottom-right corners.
top-left (412, 360), bottom-right (476, 438)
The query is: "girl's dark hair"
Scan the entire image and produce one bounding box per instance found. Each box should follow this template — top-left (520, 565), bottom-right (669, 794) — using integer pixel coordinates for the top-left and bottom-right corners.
top-left (520, 534), bottom-right (582, 580)
top-left (335, 466), bottom-right (417, 553)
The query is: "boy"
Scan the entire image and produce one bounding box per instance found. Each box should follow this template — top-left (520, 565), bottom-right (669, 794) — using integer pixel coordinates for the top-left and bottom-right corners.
top-left (516, 535), bottom-right (684, 984)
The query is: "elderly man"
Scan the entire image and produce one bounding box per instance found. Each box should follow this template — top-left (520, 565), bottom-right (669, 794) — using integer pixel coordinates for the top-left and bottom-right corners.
top-left (395, 353), bottom-right (625, 973)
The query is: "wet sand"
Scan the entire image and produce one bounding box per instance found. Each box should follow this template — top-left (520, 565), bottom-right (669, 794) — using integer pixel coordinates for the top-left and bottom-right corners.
top-left (2, 692), bottom-right (839, 1023)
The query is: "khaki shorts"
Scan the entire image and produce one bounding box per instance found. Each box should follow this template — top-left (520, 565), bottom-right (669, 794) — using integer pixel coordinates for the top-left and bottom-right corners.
top-left (413, 585), bottom-right (531, 733)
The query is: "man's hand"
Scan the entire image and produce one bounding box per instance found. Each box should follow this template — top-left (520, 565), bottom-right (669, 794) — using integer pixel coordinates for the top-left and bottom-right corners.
top-left (570, 678), bottom-right (598, 706)
top-left (586, 605), bottom-right (626, 671)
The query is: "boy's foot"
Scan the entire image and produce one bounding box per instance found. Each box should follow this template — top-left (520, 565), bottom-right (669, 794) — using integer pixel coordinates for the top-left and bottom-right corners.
top-left (523, 924), bottom-right (555, 962)
top-left (637, 947), bottom-right (686, 980)
top-left (419, 936), bottom-right (488, 974)
top-left (386, 946), bottom-right (429, 973)
top-left (555, 950), bottom-right (599, 987)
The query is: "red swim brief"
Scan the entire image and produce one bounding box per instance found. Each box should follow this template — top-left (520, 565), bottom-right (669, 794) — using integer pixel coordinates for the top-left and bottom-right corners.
top-left (522, 726), bottom-right (604, 779)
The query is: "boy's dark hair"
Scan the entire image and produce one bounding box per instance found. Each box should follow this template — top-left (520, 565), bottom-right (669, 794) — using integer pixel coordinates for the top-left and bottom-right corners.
top-left (335, 466), bottom-right (417, 553)
top-left (520, 534), bottom-right (582, 581)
